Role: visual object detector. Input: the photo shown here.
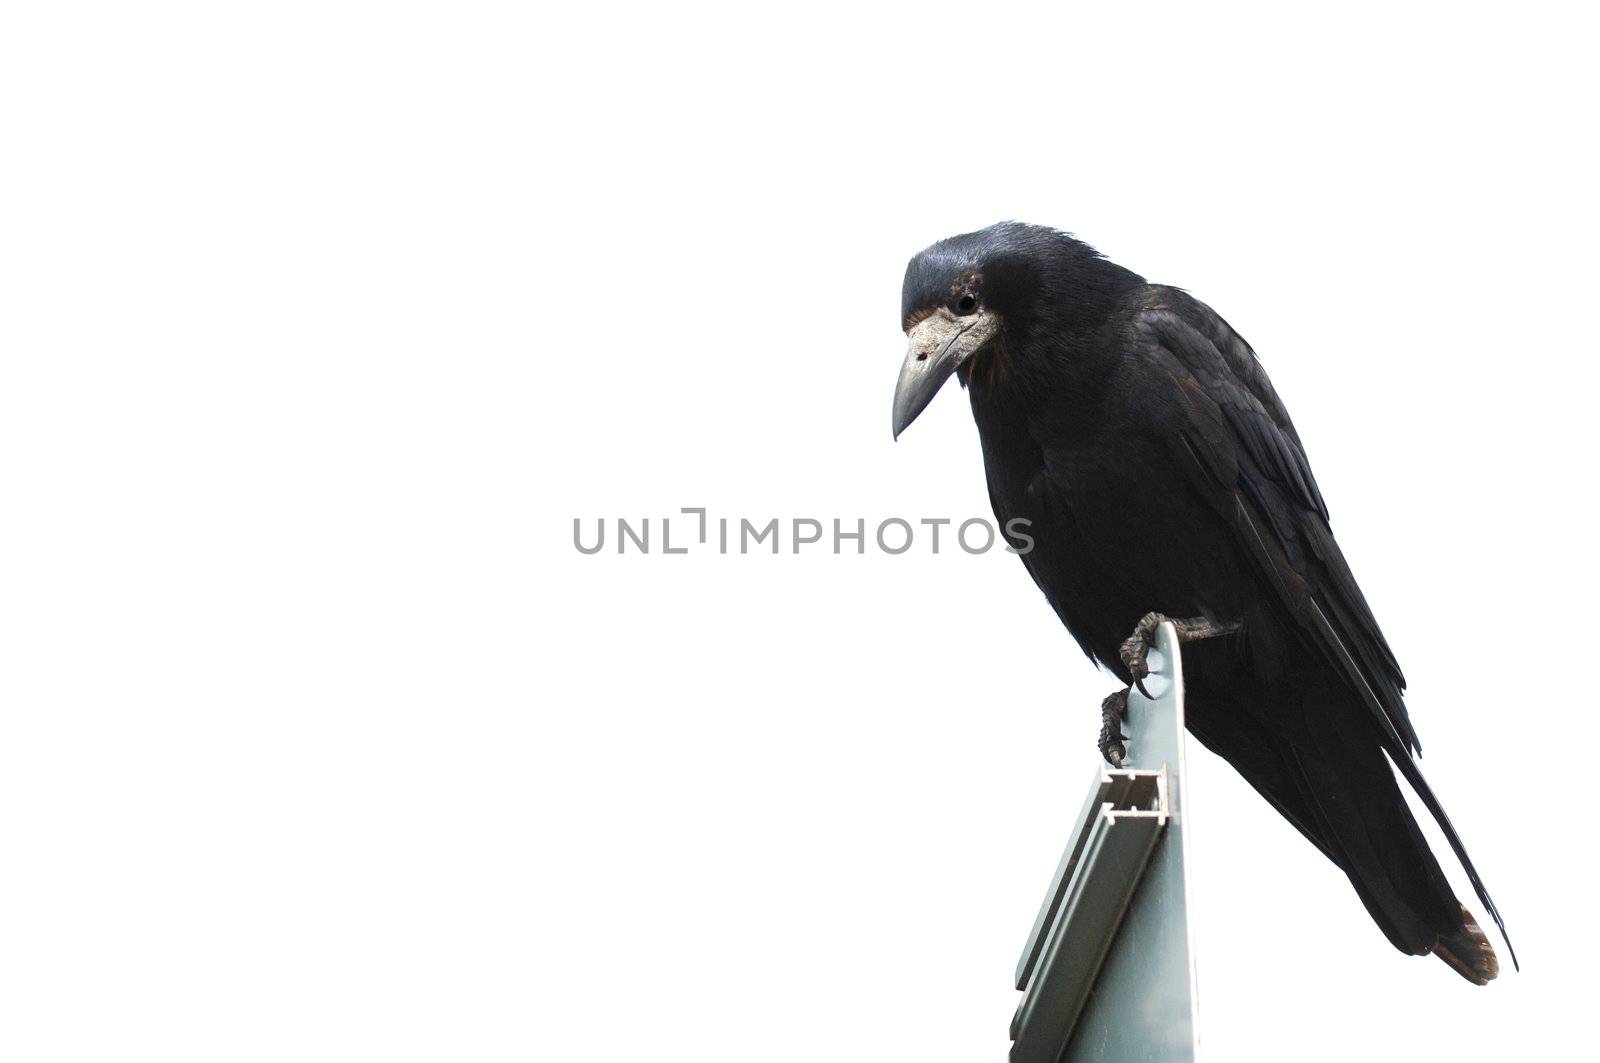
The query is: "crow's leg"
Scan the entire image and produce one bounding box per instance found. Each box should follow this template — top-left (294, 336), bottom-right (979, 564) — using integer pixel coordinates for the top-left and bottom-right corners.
top-left (1120, 611), bottom-right (1241, 697)
top-left (1099, 688), bottom-right (1130, 767)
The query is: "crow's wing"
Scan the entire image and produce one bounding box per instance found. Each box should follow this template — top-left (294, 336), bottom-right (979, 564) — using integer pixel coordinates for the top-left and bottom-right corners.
top-left (1131, 286), bottom-right (1513, 961)
top-left (1131, 288), bottom-right (1417, 754)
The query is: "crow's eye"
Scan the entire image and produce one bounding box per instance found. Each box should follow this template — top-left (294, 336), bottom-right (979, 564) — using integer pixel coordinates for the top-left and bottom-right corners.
top-left (956, 293), bottom-right (978, 315)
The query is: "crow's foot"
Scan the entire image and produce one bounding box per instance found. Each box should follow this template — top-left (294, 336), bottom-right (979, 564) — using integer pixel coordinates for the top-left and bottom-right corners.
top-left (1099, 688), bottom-right (1129, 767)
top-left (1119, 611), bottom-right (1242, 697)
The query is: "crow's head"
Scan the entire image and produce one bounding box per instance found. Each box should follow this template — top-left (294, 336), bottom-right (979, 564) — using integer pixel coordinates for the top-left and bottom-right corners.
top-left (891, 222), bottom-right (1119, 439)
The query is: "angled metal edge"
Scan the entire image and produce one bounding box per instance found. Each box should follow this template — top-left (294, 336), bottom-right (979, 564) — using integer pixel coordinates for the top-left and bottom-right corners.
top-left (1009, 805), bottom-right (1166, 1063)
top-left (1014, 771), bottom-right (1164, 990)
top-left (1010, 622), bottom-right (1196, 1061)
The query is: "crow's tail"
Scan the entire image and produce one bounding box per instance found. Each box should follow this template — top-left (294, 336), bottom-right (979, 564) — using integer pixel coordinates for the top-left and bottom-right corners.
top-left (1290, 688), bottom-right (1500, 983)
top-left (1185, 676), bottom-right (1500, 984)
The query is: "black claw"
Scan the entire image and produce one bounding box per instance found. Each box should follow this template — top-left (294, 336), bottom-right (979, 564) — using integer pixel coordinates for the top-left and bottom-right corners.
top-left (1134, 677), bottom-right (1153, 699)
top-left (1099, 689), bottom-right (1131, 767)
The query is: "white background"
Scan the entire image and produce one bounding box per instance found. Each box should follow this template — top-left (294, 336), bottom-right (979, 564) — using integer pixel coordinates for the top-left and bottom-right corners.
top-left (4, 3), bottom-right (1598, 1060)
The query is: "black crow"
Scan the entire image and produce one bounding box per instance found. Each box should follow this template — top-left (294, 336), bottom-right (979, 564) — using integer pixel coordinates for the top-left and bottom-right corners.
top-left (891, 222), bottom-right (1512, 984)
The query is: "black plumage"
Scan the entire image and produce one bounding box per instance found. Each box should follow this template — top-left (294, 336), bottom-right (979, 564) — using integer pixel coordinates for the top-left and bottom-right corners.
top-left (892, 221), bottom-right (1512, 983)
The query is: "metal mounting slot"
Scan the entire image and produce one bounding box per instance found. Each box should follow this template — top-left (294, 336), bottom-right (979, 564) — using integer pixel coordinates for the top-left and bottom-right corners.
top-left (1009, 623), bottom-right (1200, 1063)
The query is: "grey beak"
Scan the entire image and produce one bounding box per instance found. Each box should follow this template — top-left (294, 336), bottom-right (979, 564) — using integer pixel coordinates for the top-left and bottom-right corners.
top-left (891, 309), bottom-right (997, 440)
